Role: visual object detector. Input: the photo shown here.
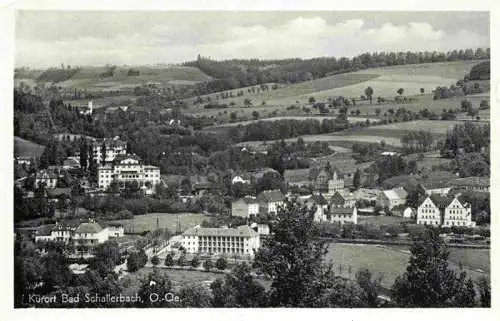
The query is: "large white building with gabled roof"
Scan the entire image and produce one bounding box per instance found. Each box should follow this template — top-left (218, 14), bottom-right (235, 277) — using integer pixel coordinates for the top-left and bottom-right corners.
top-left (98, 153), bottom-right (160, 195)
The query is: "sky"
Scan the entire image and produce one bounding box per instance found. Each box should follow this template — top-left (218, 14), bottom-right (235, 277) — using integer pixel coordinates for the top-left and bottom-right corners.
top-left (15, 11), bottom-right (490, 68)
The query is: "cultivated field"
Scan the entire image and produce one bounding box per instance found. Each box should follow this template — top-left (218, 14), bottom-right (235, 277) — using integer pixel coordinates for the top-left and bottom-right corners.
top-left (14, 65), bottom-right (213, 91)
top-left (188, 60), bottom-right (484, 112)
top-left (14, 136), bottom-right (46, 158)
top-left (109, 212), bottom-right (208, 234)
top-left (237, 134), bottom-right (403, 147)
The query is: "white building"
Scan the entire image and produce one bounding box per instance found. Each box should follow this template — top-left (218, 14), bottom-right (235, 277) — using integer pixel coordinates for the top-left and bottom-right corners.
top-left (92, 137), bottom-right (127, 164)
top-left (182, 225), bottom-right (260, 257)
top-left (403, 207), bottom-right (415, 219)
top-left (257, 190), bottom-right (285, 214)
top-left (34, 170), bottom-right (58, 189)
top-left (232, 175), bottom-right (251, 185)
top-left (231, 197), bottom-right (261, 218)
top-left (377, 187), bottom-right (408, 210)
top-left (35, 220), bottom-right (124, 255)
top-left (316, 207), bottom-right (358, 225)
top-left (417, 195), bottom-right (475, 227)
top-left (98, 154), bottom-right (161, 195)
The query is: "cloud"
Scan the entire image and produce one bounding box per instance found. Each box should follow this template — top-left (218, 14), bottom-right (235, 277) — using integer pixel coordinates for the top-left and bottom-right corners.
top-left (15, 16), bottom-right (489, 67)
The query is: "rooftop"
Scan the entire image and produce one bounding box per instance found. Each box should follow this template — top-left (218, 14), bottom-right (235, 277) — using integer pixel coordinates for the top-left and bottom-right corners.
top-left (258, 189), bottom-right (285, 203)
top-left (183, 225), bottom-right (258, 237)
top-left (448, 177), bottom-right (490, 187)
top-left (75, 222), bottom-right (103, 234)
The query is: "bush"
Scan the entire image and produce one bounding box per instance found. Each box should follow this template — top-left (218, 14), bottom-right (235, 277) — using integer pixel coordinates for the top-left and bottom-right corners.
top-left (151, 255), bottom-right (159, 266)
top-left (203, 258), bottom-right (213, 271)
top-left (215, 257), bottom-right (227, 270)
top-left (164, 253), bottom-right (174, 266)
top-left (191, 256), bottom-right (201, 268)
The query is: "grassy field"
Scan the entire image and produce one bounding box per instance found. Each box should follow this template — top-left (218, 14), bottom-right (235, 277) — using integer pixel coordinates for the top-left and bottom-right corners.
top-left (325, 243), bottom-right (489, 289)
top-left (188, 60), bottom-right (484, 111)
top-left (357, 216), bottom-right (413, 227)
top-left (14, 136), bottom-right (46, 158)
top-left (15, 65), bottom-right (212, 91)
top-left (109, 212), bottom-right (208, 234)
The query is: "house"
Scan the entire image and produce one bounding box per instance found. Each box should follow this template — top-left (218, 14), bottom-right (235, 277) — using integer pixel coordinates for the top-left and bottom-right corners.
top-left (418, 171), bottom-right (457, 196)
top-left (318, 207), bottom-right (358, 225)
top-left (232, 175), bottom-right (251, 185)
top-left (377, 187), bottom-right (408, 209)
top-left (15, 156), bottom-right (32, 166)
top-left (352, 188), bottom-right (382, 202)
top-left (63, 156), bottom-right (80, 170)
top-left (403, 207), bottom-right (415, 219)
top-left (417, 195), bottom-right (475, 227)
top-left (74, 101), bottom-right (93, 116)
top-left (302, 194), bottom-right (329, 222)
top-left (34, 170), bottom-right (58, 189)
top-left (92, 137), bottom-right (127, 164)
top-left (34, 220), bottom-right (125, 255)
top-left (231, 197), bottom-right (261, 218)
top-left (330, 191), bottom-right (356, 208)
top-left (97, 154), bottom-right (160, 195)
top-left (309, 166), bottom-right (344, 196)
top-left (250, 222), bottom-right (270, 235)
top-left (182, 225), bottom-right (260, 257)
top-left (447, 177), bottom-right (490, 193)
top-left (257, 190), bottom-right (285, 214)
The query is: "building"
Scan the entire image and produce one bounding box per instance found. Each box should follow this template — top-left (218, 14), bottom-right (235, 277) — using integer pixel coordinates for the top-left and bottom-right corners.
top-left (417, 195), bottom-right (475, 227)
top-left (250, 223), bottom-right (270, 236)
top-left (181, 225), bottom-right (260, 257)
top-left (257, 189), bottom-right (285, 214)
top-left (309, 167), bottom-right (344, 196)
top-left (92, 137), bottom-right (128, 164)
top-left (403, 207), bottom-right (416, 219)
top-left (97, 154), bottom-right (161, 195)
top-left (63, 156), bottom-right (80, 170)
top-left (418, 183), bottom-right (452, 196)
top-left (75, 101), bottom-right (93, 116)
top-left (447, 177), bottom-right (490, 193)
top-left (231, 197), bottom-right (261, 218)
top-left (377, 187), bottom-right (408, 209)
top-left (316, 207), bottom-right (358, 225)
top-left (34, 170), bottom-right (58, 189)
top-left (352, 188), bottom-right (382, 202)
top-left (34, 220), bottom-right (125, 255)
top-left (15, 156), bottom-right (32, 166)
top-left (232, 175), bottom-right (251, 185)
top-left (302, 194), bottom-right (329, 222)
top-left (330, 191), bottom-right (356, 208)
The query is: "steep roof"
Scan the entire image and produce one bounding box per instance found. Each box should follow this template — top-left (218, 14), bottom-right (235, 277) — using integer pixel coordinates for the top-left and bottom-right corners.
top-left (46, 188), bottom-right (72, 198)
top-left (308, 194), bottom-right (328, 205)
top-left (329, 207), bottom-right (355, 215)
top-left (424, 195), bottom-right (454, 209)
top-left (383, 187), bottom-right (408, 200)
top-left (309, 166), bottom-right (344, 181)
top-left (420, 171), bottom-right (456, 189)
top-left (234, 197), bottom-right (260, 205)
top-left (330, 191), bottom-right (346, 205)
top-left (258, 190), bottom-right (285, 203)
top-left (75, 222), bottom-right (103, 234)
top-left (183, 225), bottom-right (258, 237)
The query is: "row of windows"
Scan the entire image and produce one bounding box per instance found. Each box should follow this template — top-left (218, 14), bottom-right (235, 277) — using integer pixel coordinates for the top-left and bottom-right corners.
top-left (198, 247), bottom-right (250, 254)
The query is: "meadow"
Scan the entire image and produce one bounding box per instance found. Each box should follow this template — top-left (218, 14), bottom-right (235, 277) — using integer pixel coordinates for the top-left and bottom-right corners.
top-left (14, 136), bottom-right (46, 158)
top-left (325, 243), bottom-right (489, 289)
top-left (109, 212), bottom-right (208, 234)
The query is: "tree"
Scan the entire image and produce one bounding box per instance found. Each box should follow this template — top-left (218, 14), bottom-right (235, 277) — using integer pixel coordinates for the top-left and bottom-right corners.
top-left (356, 268), bottom-right (382, 307)
top-left (178, 284), bottom-right (212, 307)
top-left (309, 97), bottom-right (316, 104)
top-left (164, 253), bottom-right (174, 267)
top-left (126, 250), bottom-right (147, 272)
top-left (397, 88), bottom-right (404, 96)
top-left (353, 169), bottom-right (361, 189)
top-left (477, 276), bottom-right (491, 307)
top-left (79, 140), bottom-right (88, 170)
top-left (137, 270), bottom-right (174, 307)
top-left (420, 88), bottom-right (425, 94)
top-left (375, 108), bottom-right (381, 116)
top-left (215, 257), bottom-right (227, 270)
top-left (244, 98), bottom-right (252, 107)
top-left (252, 111), bottom-right (260, 119)
top-left (254, 200), bottom-right (333, 307)
top-left (203, 258), bottom-right (213, 271)
top-left (230, 112), bottom-right (237, 121)
top-left (191, 256), bottom-right (201, 269)
top-left (151, 255), bottom-right (159, 266)
top-left (365, 87), bottom-right (374, 104)
top-left (391, 228), bottom-right (476, 307)
top-left (101, 141), bottom-right (107, 165)
top-left (210, 263), bottom-right (267, 307)
top-left (177, 253), bottom-right (186, 267)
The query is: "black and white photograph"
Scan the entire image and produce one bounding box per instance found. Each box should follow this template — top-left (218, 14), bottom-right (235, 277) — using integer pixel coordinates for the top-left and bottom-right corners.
top-left (4, 1), bottom-right (496, 315)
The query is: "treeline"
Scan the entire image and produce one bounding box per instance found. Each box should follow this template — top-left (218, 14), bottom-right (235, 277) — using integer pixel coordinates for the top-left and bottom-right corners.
top-left (37, 67), bottom-right (80, 83)
top-left (440, 122), bottom-right (490, 158)
top-left (468, 60), bottom-right (490, 80)
top-left (400, 130), bottom-right (435, 154)
top-left (184, 48), bottom-right (490, 96)
top-left (228, 118), bottom-right (349, 142)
